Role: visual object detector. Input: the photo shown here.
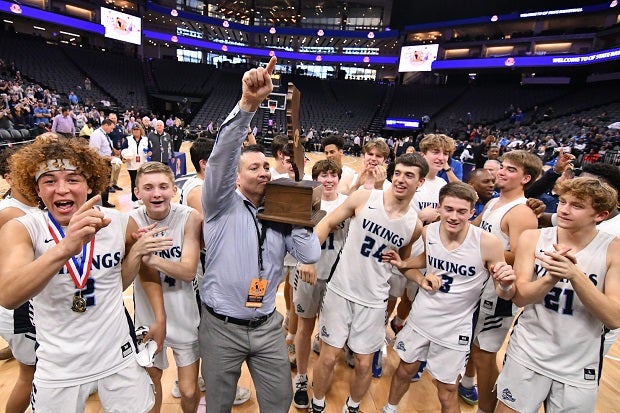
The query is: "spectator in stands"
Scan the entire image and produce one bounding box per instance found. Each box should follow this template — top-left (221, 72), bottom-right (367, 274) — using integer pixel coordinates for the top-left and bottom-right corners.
top-left (84, 77), bottom-right (91, 91)
top-left (33, 102), bottom-right (50, 126)
top-left (147, 119), bottom-right (172, 164)
top-left (51, 106), bottom-right (75, 138)
top-left (68, 91), bottom-right (78, 107)
top-left (79, 121), bottom-right (93, 140)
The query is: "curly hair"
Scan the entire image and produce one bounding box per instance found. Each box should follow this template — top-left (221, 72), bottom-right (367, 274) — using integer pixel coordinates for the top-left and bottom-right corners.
top-left (9, 136), bottom-right (111, 207)
top-left (555, 177), bottom-right (617, 214)
top-left (419, 133), bottom-right (456, 156)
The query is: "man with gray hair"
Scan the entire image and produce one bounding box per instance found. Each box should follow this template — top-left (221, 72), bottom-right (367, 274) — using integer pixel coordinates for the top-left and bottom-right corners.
top-left (147, 120), bottom-right (173, 165)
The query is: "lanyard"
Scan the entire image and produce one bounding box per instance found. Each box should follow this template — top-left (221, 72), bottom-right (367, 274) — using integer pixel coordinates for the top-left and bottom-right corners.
top-left (244, 200), bottom-right (267, 275)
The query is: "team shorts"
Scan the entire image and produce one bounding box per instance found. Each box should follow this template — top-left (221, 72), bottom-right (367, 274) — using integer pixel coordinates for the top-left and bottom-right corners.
top-left (0, 331), bottom-right (36, 365)
top-left (281, 264), bottom-right (296, 285)
top-left (393, 324), bottom-right (467, 384)
top-left (293, 275), bottom-right (327, 319)
top-left (318, 288), bottom-right (386, 354)
top-left (496, 356), bottom-right (597, 413)
top-left (604, 328), bottom-right (618, 356)
top-left (152, 341), bottom-right (200, 370)
top-left (31, 360), bottom-right (154, 413)
top-left (473, 313), bottom-right (514, 353)
top-left (388, 271), bottom-right (407, 298)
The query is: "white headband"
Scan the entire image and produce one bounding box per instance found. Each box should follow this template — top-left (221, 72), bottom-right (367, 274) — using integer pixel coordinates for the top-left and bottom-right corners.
top-left (34, 159), bottom-right (79, 181)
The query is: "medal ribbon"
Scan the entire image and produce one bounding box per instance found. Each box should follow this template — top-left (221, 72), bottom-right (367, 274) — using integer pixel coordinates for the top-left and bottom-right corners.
top-left (47, 212), bottom-right (95, 289)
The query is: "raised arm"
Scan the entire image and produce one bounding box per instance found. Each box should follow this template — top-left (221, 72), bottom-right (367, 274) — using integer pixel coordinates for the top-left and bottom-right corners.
top-left (203, 57), bottom-right (277, 220)
top-left (315, 189), bottom-right (371, 244)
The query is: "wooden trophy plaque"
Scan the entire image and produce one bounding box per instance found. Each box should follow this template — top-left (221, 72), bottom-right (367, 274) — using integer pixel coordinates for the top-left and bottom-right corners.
top-left (257, 82), bottom-right (326, 227)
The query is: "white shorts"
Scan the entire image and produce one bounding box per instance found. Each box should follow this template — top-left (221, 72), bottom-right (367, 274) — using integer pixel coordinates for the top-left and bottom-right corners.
top-left (394, 324), bottom-right (467, 384)
top-left (282, 264), bottom-right (296, 284)
top-left (473, 313), bottom-right (514, 353)
top-left (31, 361), bottom-right (154, 413)
top-left (0, 331), bottom-right (36, 365)
top-left (388, 270), bottom-right (407, 298)
top-left (152, 341), bottom-right (200, 370)
top-left (604, 328), bottom-right (618, 356)
top-left (318, 288), bottom-right (386, 354)
top-left (496, 356), bottom-right (597, 413)
top-left (293, 275), bottom-right (327, 319)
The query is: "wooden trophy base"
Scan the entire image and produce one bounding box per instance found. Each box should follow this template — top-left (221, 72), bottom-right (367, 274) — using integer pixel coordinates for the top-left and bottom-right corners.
top-left (257, 178), bottom-right (326, 227)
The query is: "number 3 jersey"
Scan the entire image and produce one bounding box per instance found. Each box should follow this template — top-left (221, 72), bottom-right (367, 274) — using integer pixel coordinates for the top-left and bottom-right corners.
top-left (131, 204), bottom-right (200, 347)
top-left (17, 208), bottom-right (135, 387)
top-left (409, 222), bottom-right (489, 351)
top-left (328, 190), bottom-right (418, 308)
top-left (506, 226), bottom-right (615, 388)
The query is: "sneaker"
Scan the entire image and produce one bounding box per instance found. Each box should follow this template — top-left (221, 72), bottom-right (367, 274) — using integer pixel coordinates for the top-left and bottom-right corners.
top-left (458, 383), bottom-right (479, 405)
top-left (108, 186), bottom-right (116, 193)
top-left (293, 376), bottom-right (309, 408)
top-left (411, 361), bottom-right (426, 382)
top-left (341, 398), bottom-right (361, 413)
top-left (389, 318), bottom-right (404, 335)
top-left (113, 184), bottom-right (123, 190)
top-left (381, 405), bottom-right (397, 413)
top-left (310, 401), bottom-right (325, 413)
top-left (344, 345), bottom-right (355, 368)
top-left (288, 342), bottom-right (297, 369)
top-left (234, 386), bottom-right (251, 405)
top-left (198, 376), bottom-right (206, 392)
top-left (312, 334), bottom-right (321, 355)
top-left (171, 380), bottom-right (181, 398)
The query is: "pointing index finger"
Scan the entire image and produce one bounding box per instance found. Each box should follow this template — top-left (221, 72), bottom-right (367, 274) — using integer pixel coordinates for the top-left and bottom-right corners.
top-left (77, 194), bottom-right (101, 214)
top-left (265, 56), bottom-right (277, 75)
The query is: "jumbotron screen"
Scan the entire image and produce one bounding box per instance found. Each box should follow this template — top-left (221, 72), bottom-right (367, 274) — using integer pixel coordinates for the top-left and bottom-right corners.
top-left (101, 7), bottom-right (141, 45)
top-left (398, 44), bottom-right (439, 72)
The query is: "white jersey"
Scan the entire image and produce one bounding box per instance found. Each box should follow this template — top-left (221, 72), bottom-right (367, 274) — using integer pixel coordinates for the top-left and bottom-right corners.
top-left (479, 196), bottom-right (526, 316)
top-left (316, 194), bottom-right (349, 281)
top-left (328, 190), bottom-right (418, 308)
top-left (179, 175), bottom-right (203, 208)
top-left (507, 227), bottom-right (615, 388)
top-left (131, 204), bottom-right (200, 347)
top-left (410, 223), bottom-right (489, 351)
top-left (17, 208), bottom-right (134, 387)
top-left (411, 176), bottom-right (447, 213)
top-left (0, 197), bottom-right (39, 335)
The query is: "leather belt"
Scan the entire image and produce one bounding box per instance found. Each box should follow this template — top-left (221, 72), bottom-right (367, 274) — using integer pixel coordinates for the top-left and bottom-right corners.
top-left (204, 304), bottom-right (274, 328)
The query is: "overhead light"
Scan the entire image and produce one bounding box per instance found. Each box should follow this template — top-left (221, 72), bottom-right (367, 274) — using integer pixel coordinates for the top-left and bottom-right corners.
top-left (60, 30), bottom-right (80, 37)
top-left (34, 26), bottom-right (46, 31)
top-left (3, 20), bottom-right (14, 24)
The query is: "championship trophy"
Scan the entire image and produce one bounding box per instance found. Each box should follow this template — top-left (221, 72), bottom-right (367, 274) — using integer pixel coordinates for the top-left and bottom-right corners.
top-left (257, 83), bottom-right (326, 227)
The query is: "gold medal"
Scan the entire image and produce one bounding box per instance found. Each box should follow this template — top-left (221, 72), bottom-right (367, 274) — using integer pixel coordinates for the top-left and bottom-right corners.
top-left (71, 295), bottom-right (87, 313)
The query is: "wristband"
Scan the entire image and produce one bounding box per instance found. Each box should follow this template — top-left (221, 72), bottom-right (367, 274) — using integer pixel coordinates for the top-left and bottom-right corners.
top-left (444, 167), bottom-right (452, 172)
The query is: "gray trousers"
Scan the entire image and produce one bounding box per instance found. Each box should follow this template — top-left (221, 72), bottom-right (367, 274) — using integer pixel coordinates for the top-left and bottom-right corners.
top-left (199, 306), bottom-right (293, 413)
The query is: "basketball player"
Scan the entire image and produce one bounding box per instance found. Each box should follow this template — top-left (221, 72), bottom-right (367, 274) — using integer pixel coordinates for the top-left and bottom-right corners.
top-left (131, 161), bottom-right (203, 413)
top-left (468, 149), bottom-right (542, 413)
top-left (0, 148), bottom-right (40, 413)
top-left (293, 159), bottom-right (349, 409)
top-left (340, 140), bottom-right (390, 195)
top-left (381, 182), bottom-right (515, 413)
top-left (496, 177), bottom-right (620, 412)
top-left (321, 135), bottom-right (355, 194)
top-left (305, 153), bottom-right (427, 413)
top-left (0, 137), bottom-right (164, 413)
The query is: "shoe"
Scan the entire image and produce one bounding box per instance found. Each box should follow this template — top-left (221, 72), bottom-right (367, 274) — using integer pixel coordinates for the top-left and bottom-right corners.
top-left (198, 376), bottom-right (206, 392)
top-left (341, 398), bottom-right (361, 413)
top-left (233, 386), bottom-right (251, 405)
top-left (287, 342), bottom-right (297, 369)
top-left (171, 380), bottom-right (181, 398)
top-left (411, 361), bottom-right (427, 382)
top-left (312, 334), bottom-right (321, 355)
top-left (389, 318), bottom-right (404, 335)
top-left (310, 401), bottom-right (325, 413)
top-left (371, 349), bottom-right (383, 378)
top-left (108, 186), bottom-right (116, 193)
top-left (292, 376), bottom-right (309, 408)
top-left (381, 405), bottom-right (397, 413)
top-left (0, 345), bottom-right (13, 360)
top-left (113, 184), bottom-right (123, 190)
top-left (458, 383), bottom-right (479, 405)
top-left (102, 202), bottom-right (116, 208)
top-left (344, 345), bottom-right (355, 368)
